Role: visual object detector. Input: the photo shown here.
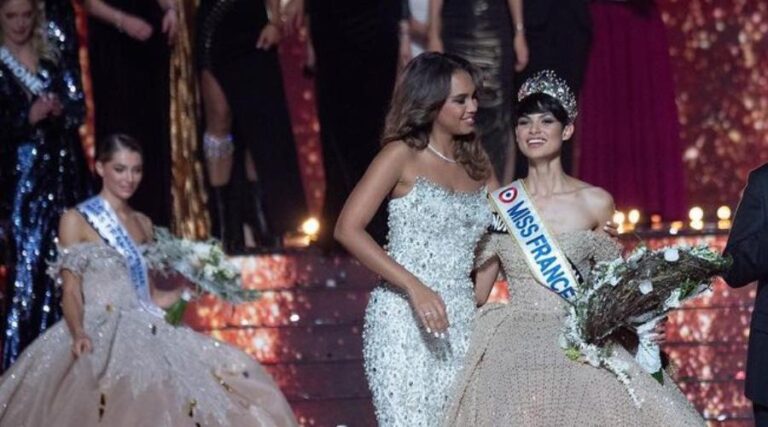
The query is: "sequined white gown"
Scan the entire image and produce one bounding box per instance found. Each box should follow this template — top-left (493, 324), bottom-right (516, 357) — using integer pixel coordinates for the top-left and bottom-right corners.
top-left (363, 177), bottom-right (492, 426)
top-left (0, 243), bottom-right (297, 427)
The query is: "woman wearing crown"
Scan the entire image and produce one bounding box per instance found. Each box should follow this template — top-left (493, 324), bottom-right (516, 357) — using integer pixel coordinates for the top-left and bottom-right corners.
top-left (441, 71), bottom-right (704, 426)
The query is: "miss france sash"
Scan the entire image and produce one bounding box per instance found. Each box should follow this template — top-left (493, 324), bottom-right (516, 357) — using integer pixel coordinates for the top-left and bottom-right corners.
top-left (77, 196), bottom-right (165, 318)
top-left (488, 180), bottom-right (580, 304)
top-left (0, 46), bottom-right (47, 96)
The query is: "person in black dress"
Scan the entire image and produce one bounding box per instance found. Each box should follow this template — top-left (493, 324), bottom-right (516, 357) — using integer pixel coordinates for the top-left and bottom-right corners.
top-left (428, 0), bottom-right (528, 183)
top-left (724, 165), bottom-right (768, 427)
top-left (513, 0), bottom-right (592, 177)
top-left (42, 0), bottom-right (84, 126)
top-left (83, 0), bottom-right (178, 226)
top-left (197, 0), bottom-right (307, 251)
top-left (283, 0), bottom-right (403, 251)
top-left (0, 0), bottom-right (91, 369)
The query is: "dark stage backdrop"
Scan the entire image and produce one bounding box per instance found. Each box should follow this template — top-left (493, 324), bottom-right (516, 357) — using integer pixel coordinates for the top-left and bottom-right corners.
top-left (67, 1), bottom-right (768, 222)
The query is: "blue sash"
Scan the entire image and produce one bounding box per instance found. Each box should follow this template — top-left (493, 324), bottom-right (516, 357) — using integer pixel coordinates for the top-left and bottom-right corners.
top-left (77, 196), bottom-right (164, 317)
top-left (488, 180), bottom-right (581, 303)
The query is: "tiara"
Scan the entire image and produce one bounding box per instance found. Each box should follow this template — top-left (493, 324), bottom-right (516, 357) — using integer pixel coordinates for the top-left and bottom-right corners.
top-left (517, 70), bottom-right (578, 122)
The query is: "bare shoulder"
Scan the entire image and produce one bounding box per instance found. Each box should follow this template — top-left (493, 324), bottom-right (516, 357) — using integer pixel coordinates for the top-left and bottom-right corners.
top-left (575, 182), bottom-right (614, 220)
top-left (580, 185), bottom-right (614, 208)
top-left (60, 208), bottom-right (86, 228)
top-left (58, 209), bottom-right (89, 246)
top-left (371, 141), bottom-right (422, 181)
top-left (377, 140), bottom-right (419, 163)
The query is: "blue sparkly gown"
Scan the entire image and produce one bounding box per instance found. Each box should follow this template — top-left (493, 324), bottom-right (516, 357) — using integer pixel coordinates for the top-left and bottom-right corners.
top-left (363, 177), bottom-right (491, 426)
top-left (0, 51), bottom-right (92, 370)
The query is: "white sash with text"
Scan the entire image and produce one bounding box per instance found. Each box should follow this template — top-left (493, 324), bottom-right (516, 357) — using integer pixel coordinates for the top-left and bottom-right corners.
top-left (488, 180), bottom-right (580, 303)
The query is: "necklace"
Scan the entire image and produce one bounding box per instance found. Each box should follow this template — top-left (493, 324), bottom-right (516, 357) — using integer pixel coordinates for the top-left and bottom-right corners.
top-left (427, 143), bottom-right (457, 163)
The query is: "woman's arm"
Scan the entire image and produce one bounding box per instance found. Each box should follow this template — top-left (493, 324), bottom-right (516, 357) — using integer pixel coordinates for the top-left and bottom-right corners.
top-left (334, 143), bottom-right (449, 334)
top-left (58, 210), bottom-right (92, 357)
top-left (157, 0), bottom-right (178, 45)
top-left (427, 0), bottom-right (444, 52)
top-left (507, 0), bottom-right (529, 71)
top-left (257, 0), bottom-right (282, 49)
top-left (281, 0), bottom-right (303, 34)
top-left (474, 256), bottom-right (500, 306)
top-left (474, 170), bottom-right (502, 305)
top-left (83, 0), bottom-right (154, 41)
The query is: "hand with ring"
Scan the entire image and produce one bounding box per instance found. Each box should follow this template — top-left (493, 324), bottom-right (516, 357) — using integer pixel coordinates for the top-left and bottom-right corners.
top-left (407, 281), bottom-right (449, 337)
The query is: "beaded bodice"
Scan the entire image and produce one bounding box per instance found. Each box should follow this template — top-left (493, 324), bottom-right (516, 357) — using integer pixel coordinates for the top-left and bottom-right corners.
top-left (52, 242), bottom-right (141, 312)
top-left (478, 230), bottom-right (622, 313)
top-left (387, 177), bottom-right (492, 288)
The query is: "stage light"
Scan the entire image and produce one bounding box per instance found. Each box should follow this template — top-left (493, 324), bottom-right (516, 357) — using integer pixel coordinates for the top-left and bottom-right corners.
top-left (669, 220), bottom-right (684, 235)
top-left (628, 209), bottom-right (640, 225)
top-left (613, 211), bottom-right (626, 233)
top-left (650, 214), bottom-right (663, 230)
top-left (301, 217), bottom-right (320, 237)
top-left (717, 205), bottom-right (732, 230)
top-left (688, 207), bottom-right (704, 222)
top-left (717, 205), bottom-right (731, 220)
top-left (613, 210), bottom-right (625, 225)
top-left (691, 220), bottom-right (704, 230)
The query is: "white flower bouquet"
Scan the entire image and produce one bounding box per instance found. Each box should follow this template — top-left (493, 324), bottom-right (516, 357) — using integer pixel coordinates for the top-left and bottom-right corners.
top-left (561, 244), bottom-right (730, 405)
top-left (143, 227), bottom-right (260, 324)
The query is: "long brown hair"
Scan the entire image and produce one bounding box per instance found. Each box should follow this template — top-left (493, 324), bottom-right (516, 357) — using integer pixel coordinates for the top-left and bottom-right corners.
top-left (381, 52), bottom-right (490, 181)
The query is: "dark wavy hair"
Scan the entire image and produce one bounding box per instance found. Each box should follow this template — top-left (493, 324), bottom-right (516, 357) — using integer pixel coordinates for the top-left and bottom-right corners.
top-left (515, 92), bottom-right (570, 126)
top-left (95, 133), bottom-right (143, 163)
top-left (381, 52), bottom-right (490, 181)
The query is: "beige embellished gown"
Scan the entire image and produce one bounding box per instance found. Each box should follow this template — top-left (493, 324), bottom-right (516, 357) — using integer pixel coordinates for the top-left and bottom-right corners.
top-left (0, 242), bottom-right (297, 427)
top-left (443, 230), bottom-right (704, 426)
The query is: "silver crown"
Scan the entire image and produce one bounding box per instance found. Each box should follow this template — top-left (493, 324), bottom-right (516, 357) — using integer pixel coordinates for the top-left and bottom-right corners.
top-left (517, 70), bottom-right (578, 122)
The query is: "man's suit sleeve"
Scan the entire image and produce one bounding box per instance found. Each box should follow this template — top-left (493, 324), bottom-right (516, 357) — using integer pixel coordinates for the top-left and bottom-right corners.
top-left (724, 169), bottom-right (768, 287)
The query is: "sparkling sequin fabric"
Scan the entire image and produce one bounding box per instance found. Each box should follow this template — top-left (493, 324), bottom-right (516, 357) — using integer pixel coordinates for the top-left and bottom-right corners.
top-left (0, 55), bottom-right (92, 370)
top-left (443, 230), bottom-right (704, 426)
top-left (364, 177), bottom-right (491, 426)
top-left (0, 243), bottom-right (297, 427)
top-left (441, 0), bottom-right (515, 179)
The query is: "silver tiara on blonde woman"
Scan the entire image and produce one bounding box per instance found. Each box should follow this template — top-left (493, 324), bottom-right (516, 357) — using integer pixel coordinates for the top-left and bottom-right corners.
top-left (517, 70), bottom-right (578, 122)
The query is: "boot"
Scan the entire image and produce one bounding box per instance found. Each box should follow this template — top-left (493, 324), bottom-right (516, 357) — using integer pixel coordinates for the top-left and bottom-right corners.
top-left (245, 180), bottom-right (281, 250)
top-left (210, 184), bottom-right (245, 254)
top-left (210, 186), bottom-right (226, 241)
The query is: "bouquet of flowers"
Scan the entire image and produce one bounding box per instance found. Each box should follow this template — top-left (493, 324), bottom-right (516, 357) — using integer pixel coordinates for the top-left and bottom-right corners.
top-left (561, 244), bottom-right (730, 405)
top-left (143, 227), bottom-right (260, 325)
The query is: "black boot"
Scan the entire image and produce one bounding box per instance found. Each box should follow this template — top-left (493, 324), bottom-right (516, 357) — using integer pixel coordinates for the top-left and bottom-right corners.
top-left (209, 186), bottom-right (226, 241)
top-left (210, 184), bottom-right (245, 254)
top-left (245, 180), bottom-right (281, 250)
